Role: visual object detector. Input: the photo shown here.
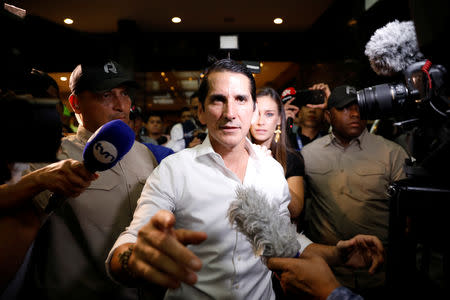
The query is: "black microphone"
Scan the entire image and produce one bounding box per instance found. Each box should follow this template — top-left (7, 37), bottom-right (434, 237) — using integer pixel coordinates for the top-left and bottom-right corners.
top-left (281, 87), bottom-right (297, 134)
top-left (44, 120), bottom-right (135, 213)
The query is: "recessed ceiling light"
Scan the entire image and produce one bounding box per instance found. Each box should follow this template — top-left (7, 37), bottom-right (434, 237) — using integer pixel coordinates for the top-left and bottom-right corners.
top-left (60, 76), bottom-right (68, 81)
top-left (64, 18), bottom-right (73, 25)
top-left (273, 18), bottom-right (283, 25)
top-left (171, 17), bottom-right (181, 24)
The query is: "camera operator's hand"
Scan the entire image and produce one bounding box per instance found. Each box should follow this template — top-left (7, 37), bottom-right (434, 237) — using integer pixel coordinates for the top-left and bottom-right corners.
top-left (307, 83), bottom-right (331, 110)
top-left (284, 98), bottom-right (300, 120)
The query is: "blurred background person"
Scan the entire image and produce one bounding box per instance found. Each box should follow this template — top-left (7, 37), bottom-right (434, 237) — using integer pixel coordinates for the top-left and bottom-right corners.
top-left (179, 106), bottom-right (192, 123)
top-left (26, 68), bottom-right (77, 136)
top-left (128, 107), bottom-right (174, 163)
top-left (128, 105), bottom-right (146, 142)
top-left (142, 112), bottom-right (169, 146)
top-left (283, 83), bottom-right (331, 151)
top-left (166, 91), bottom-right (207, 152)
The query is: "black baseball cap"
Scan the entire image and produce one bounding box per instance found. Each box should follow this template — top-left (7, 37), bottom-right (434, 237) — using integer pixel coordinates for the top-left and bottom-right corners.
top-left (69, 60), bottom-right (138, 95)
top-left (327, 85), bottom-right (357, 109)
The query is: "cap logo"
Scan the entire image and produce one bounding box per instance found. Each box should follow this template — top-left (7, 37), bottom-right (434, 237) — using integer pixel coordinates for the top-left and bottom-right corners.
top-left (346, 86), bottom-right (356, 95)
top-left (104, 62), bottom-right (118, 74)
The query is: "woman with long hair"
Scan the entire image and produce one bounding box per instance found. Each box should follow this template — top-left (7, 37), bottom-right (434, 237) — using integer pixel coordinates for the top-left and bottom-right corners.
top-left (249, 87), bottom-right (304, 220)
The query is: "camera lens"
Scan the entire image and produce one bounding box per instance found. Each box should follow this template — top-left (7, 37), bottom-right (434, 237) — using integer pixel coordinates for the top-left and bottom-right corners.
top-left (357, 83), bottom-right (408, 120)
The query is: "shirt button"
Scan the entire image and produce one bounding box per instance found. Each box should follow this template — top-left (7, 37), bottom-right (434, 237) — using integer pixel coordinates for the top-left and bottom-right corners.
top-left (237, 256), bottom-right (241, 261)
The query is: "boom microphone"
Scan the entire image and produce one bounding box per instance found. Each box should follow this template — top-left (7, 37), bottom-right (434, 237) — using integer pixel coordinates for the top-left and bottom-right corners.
top-left (45, 120), bottom-right (135, 213)
top-left (364, 20), bottom-right (424, 76)
top-left (227, 186), bottom-right (300, 262)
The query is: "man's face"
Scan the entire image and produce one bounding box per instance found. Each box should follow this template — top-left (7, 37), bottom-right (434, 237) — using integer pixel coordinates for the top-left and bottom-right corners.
top-left (298, 105), bottom-right (324, 129)
top-left (146, 116), bottom-right (163, 134)
top-left (180, 111), bottom-right (192, 123)
top-left (189, 97), bottom-right (200, 121)
top-left (76, 86), bottom-right (131, 132)
top-left (326, 102), bottom-right (367, 141)
top-left (198, 71), bottom-right (255, 153)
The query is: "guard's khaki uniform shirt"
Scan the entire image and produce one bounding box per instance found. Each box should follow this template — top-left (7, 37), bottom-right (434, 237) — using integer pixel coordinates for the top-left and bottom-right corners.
top-left (28, 125), bottom-right (157, 300)
top-left (302, 129), bottom-right (408, 289)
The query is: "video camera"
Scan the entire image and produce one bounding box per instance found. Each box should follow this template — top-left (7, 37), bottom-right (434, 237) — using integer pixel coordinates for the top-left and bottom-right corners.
top-left (357, 60), bottom-right (448, 122)
top-left (358, 20), bottom-right (449, 179)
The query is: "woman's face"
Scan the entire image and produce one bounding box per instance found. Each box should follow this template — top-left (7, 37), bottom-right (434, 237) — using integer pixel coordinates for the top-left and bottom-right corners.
top-left (250, 95), bottom-right (281, 147)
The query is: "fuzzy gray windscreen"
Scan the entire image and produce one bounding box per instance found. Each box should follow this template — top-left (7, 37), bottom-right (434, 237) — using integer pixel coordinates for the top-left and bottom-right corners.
top-left (227, 185), bottom-right (300, 259)
top-left (365, 20), bottom-right (423, 76)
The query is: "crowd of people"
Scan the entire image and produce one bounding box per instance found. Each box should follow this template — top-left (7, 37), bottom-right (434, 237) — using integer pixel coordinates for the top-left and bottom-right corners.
top-left (1, 57), bottom-right (412, 300)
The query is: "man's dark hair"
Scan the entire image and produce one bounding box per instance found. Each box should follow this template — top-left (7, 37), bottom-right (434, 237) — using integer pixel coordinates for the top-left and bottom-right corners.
top-left (197, 59), bottom-right (256, 108)
top-left (26, 68), bottom-right (60, 98)
top-left (146, 112), bottom-right (163, 123)
top-left (190, 91), bottom-right (199, 101)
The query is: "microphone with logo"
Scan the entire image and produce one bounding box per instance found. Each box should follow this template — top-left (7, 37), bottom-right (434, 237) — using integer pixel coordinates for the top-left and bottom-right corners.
top-left (280, 87), bottom-right (297, 134)
top-left (44, 120), bottom-right (135, 213)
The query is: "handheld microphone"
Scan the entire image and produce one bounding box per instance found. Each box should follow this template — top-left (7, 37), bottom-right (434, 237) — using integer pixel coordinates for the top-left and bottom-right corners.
top-left (227, 186), bottom-right (300, 262)
top-left (281, 87), bottom-right (297, 134)
top-left (45, 120), bottom-right (135, 213)
top-left (83, 119), bottom-right (136, 172)
top-left (364, 20), bottom-right (423, 76)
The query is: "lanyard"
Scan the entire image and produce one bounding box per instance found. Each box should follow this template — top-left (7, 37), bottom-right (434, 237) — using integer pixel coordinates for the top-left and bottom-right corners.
top-left (296, 133), bottom-right (303, 150)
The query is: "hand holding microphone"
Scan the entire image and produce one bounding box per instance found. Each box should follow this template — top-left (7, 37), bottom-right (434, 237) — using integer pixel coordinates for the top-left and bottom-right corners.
top-left (281, 87), bottom-right (298, 133)
top-left (45, 120), bottom-right (135, 213)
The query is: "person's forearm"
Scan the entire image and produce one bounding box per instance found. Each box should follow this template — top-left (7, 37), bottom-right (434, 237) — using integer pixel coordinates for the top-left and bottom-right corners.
top-left (0, 170), bottom-right (46, 210)
top-left (300, 243), bottom-right (342, 266)
top-left (0, 202), bottom-right (40, 291)
top-left (287, 176), bottom-right (304, 219)
top-left (109, 243), bottom-right (137, 286)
